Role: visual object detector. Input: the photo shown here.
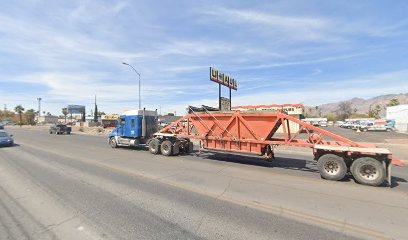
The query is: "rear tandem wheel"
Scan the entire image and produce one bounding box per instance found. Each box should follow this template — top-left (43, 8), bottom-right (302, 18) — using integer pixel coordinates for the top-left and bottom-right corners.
top-left (317, 154), bottom-right (347, 181)
top-left (351, 157), bottom-right (386, 186)
top-left (160, 140), bottom-right (173, 156)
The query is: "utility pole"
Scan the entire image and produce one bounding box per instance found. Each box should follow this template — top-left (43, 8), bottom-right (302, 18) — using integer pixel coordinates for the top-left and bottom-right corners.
top-left (37, 98), bottom-right (42, 122)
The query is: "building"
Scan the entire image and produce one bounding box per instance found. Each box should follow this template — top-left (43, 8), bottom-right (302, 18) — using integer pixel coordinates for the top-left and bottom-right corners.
top-left (231, 104), bottom-right (304, 133)
top-left (36, 115), bottom-right (59, 124)
top-left (386, 104), bottom-right (408, 132)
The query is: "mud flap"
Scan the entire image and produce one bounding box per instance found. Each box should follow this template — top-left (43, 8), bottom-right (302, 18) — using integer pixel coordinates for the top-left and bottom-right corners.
top-left (386, 159), bottom-right (392, 187)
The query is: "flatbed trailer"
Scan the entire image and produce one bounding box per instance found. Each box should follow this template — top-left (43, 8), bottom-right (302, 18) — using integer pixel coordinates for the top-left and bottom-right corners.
top-left (148, 108), bottom-right (405, 187)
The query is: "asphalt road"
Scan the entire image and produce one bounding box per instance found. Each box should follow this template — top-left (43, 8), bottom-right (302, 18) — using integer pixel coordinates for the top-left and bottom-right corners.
top-left (1, 128), bottom-right (407, 239)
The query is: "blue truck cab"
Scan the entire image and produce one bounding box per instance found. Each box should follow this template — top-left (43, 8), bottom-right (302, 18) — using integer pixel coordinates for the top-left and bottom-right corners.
top-left (108, 109), bottom-right (158, 148)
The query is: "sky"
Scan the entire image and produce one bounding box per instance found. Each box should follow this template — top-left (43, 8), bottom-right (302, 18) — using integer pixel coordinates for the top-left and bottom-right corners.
top-left (0, 0), bottom-right (407, 116)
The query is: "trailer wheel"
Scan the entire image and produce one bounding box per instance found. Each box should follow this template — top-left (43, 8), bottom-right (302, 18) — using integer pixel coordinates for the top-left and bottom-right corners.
top-left (109, 138), bottom-right (118, 148)
top-left (161, 140), bottom-right (173, 156)
top-left (149, 139), bottom-right (160, 154)
top-left (317, 154), bottom-right (347, 181)
top-left (351, 157), bottom-right (385, 186)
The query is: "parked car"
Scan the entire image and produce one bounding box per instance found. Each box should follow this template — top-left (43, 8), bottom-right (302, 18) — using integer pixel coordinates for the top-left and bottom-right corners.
top-left (0, 124), bottom-right (4, 130)
top-left (320, 121), bottom-right (328, 127)
top-left (351, 121), bottom-right (362, 130)
top-left (49, 124), bottom-right (72, 135)
top-left (0, 131), bottom-right (14, 147)
top-left (340, 121), bottom-right (353, 128)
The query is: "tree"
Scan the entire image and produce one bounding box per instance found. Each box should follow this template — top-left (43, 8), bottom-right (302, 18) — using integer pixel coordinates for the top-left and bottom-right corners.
top-left (24, 109), bottom-right (36, 125)
top-left (14, 105), bottom-right (25, 126)
top-left (368, 104), bottom-right (382, 119)
top-left (167, 113), bottom-right (175, 116)
top-left (62, 108), bottom-right (68, 123)
top-left (386, 98), bottom-right (400, 107)
top-left (336, 101), bottom-right (352, 120)
top-left (324, 113), bottom-right (337, 122)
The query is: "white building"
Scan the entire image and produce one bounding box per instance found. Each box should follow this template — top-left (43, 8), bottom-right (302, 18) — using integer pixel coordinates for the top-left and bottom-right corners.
top-left (36, 115), bottom-right (59, 124)
top-left (386, 104), bottom-right (408, 132)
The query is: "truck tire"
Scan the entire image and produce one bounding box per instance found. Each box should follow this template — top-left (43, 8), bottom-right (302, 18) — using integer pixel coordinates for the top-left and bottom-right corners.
top-left (109, 138), bottom-right (118, 148)
top-left (317, 154), bottom-right (347, 181)
top-left (160, 140), bottom-right (173, 156)
top-left (186, 142), bottom-right (194, 153)
top-left (172, 142), bottom-right (180, 156)
top-left (149, 139), bottom-right (160, 154)
top-left (351, 157), bottom-right (385, 186)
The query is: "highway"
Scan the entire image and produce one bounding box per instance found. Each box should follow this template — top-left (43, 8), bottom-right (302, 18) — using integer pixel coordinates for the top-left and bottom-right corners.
top-left (1, 128), bottom-right (408, 239)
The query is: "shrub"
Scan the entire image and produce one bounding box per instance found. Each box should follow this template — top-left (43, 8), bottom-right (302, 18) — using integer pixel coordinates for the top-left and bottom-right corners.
top-left (79, 127), bottom-right (84, 132)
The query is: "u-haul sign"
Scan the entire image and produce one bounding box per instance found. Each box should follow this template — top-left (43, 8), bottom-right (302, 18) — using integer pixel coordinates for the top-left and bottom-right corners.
top-left (210, 67), bottom-right (237, 90)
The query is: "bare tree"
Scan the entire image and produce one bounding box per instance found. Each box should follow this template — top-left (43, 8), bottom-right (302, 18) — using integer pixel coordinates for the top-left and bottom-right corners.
top-left (336, 101), bottom-right (352, 120)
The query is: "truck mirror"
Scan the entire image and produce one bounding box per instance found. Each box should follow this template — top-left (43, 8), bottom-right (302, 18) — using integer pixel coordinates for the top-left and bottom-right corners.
top-left (120, 120), bottom-right (125, 126)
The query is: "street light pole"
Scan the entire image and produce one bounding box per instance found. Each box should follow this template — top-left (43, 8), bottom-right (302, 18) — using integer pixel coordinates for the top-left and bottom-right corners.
top-left (37, 97), bottom-right (42, 117)
top-left (122, 62), bottom-right (141, 109)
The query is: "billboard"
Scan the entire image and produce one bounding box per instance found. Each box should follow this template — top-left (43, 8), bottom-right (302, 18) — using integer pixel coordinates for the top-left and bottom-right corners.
top-left (67, 105), bottom-right (85, 114)
top-left (210, 67), bottom-right (237, 90)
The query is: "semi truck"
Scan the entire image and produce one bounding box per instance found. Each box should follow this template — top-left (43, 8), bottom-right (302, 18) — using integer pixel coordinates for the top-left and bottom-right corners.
top-left (108, 109), bottom-right (159, 148)
top-left (108, 107), bottom-right (404, 187)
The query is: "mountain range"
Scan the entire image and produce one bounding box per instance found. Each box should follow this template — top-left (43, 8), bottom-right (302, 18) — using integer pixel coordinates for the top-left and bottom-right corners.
top-left (305, 93), bottom-right (408, 117)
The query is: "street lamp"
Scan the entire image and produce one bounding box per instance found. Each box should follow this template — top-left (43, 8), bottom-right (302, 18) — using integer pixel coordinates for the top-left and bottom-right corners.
top-left (122, 62), bottom-right (141, 109)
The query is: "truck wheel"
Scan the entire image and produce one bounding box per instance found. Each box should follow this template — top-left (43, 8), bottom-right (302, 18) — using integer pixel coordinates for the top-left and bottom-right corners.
top-left (149, 139), bottom-right (160, 154)
top-left (317, 154), bottom-right (347, 181)
top-left (186, 142), bottom-right (194, 153)
top-left (160, 140), bottom-right (173, 156)
top-left (351, 157), bottom-right (385, 186)
top-left (109, 138), bottom-right (118, 148)
top-left (172, 142), bottom-right (180, 156)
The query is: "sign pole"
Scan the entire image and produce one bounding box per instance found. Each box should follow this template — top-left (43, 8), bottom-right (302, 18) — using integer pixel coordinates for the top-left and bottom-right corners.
top-left (219, 83), bottom-right (221, 110)
top-left (229, 88), bottom-right (231, 111)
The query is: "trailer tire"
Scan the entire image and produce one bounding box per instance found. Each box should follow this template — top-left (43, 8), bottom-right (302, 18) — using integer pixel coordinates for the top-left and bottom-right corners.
top-left (351, 157), bottom-right (385, 186)
top-left (109, 138), bottom-right (118, 148)
top-left (317, 154), bottom-right (347, 181)
top-left (149, 139), bottom-right (160, 154)
top-left (161, 140), bottom-right (173, 156)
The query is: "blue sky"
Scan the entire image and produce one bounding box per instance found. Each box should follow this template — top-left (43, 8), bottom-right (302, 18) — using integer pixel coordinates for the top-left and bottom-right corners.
top-left (0, 0), bottom-right (407, 115)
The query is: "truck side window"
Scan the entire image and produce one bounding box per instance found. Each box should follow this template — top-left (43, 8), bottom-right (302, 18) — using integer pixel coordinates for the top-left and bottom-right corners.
top-left (120, 119), bottom-right (125, 126)
top-left (131, 119), bottom-right (135, 128)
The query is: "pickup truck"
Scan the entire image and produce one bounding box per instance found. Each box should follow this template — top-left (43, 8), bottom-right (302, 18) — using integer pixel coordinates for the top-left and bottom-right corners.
top-left (49, 124), bottom-right (72, 135)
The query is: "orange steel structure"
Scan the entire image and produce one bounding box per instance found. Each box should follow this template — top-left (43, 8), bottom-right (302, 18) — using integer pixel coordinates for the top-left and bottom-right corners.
top-left (155, 110), bottom-right (404, 186)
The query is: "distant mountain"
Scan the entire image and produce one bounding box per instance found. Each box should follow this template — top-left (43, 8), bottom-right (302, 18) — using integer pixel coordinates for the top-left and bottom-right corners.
top-left (305, 93), bottom-right (408, 117)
